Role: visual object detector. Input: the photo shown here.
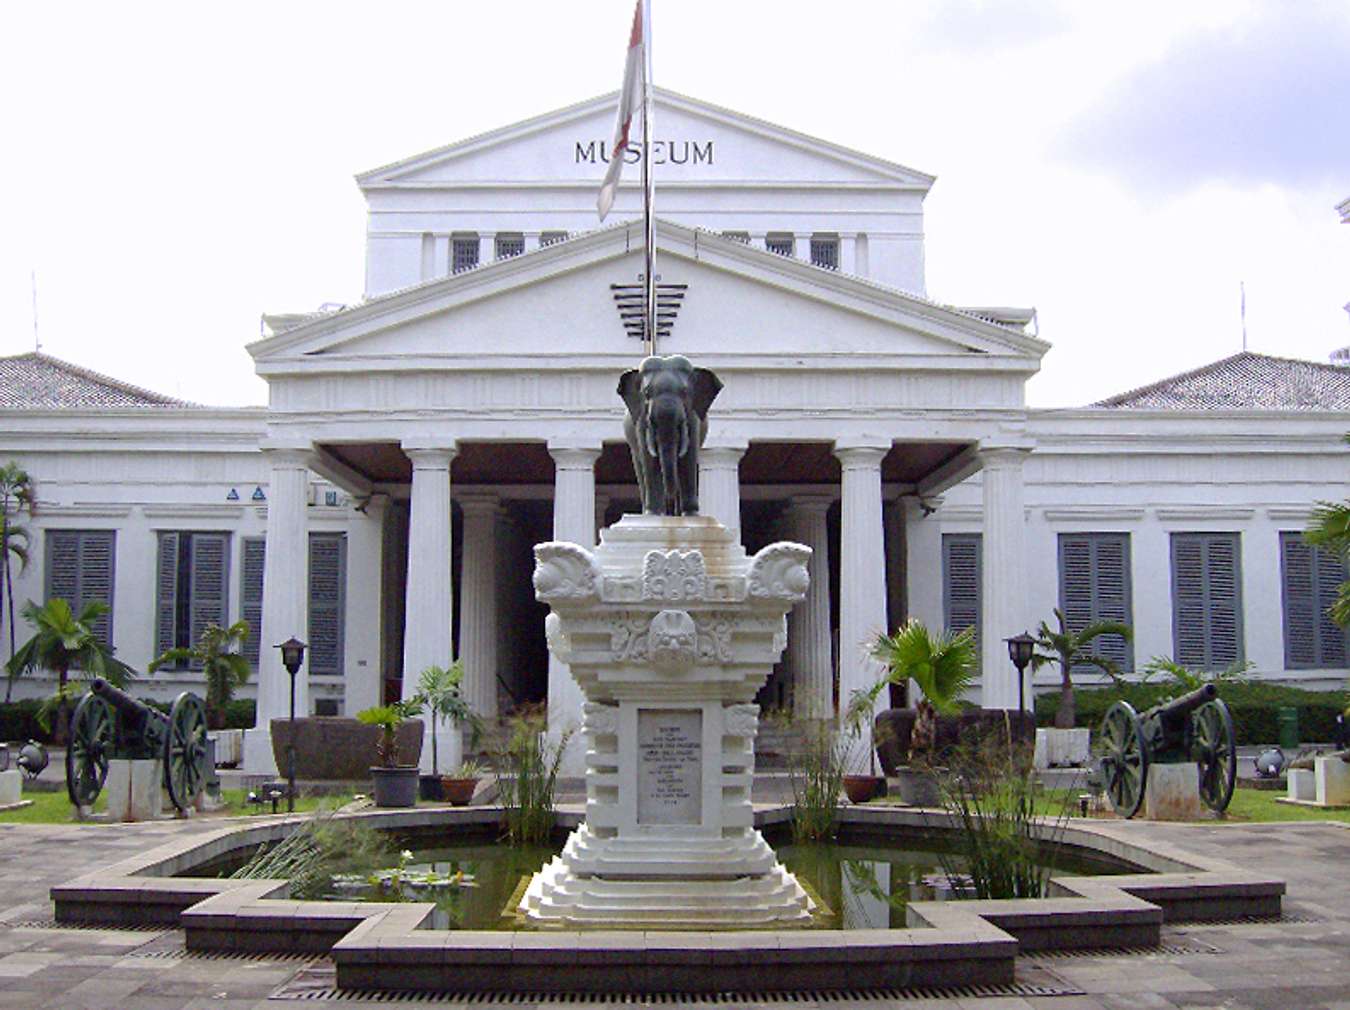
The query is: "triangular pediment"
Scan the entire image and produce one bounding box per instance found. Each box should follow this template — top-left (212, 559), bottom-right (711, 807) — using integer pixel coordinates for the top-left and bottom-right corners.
top-left (250, 221), bottom-right (1045, 369)
top-left (358, 89), bottom-right (934, 191)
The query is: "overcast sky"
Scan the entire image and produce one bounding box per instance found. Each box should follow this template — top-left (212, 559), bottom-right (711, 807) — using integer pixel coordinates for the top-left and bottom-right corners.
top-left (0, 0), bottom-right (1346, 408)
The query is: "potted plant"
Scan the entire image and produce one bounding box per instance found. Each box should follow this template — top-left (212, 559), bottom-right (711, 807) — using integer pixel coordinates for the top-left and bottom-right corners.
top-left (441, 759), bottom-right (483, 806)
top-left (415, 661), bottom-right (480, 801)
top-left (841, 680), bottom-right (889, 803)
top-left (357, 698), bottom-right (424, 808)
top-left (871, 620), bottom-right (977, 806)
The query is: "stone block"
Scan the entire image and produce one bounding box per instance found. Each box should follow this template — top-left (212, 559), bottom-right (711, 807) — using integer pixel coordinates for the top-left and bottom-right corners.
top-left (1143, 762), bottom-right (1201, 821)
top-left (105, 759), bottom-right (163, 822)
top-left (1034, 727), bottom-right (1091, 769)
top-left (1314, 755), bottom-right (1350, 806)
top-left (1288, 768), bottom-right (1316, 802)
top-left (0, 769), bottom-right (20, 806)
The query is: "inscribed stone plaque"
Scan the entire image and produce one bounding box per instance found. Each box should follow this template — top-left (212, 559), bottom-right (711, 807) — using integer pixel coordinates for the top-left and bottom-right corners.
top-left (637, 709), bottom-right (703, 825)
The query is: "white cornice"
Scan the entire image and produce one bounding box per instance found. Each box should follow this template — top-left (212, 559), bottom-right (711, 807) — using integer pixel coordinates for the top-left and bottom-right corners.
top-left (1041, 508), bottom-right (1147, 522)
top-left (141, 505), bottom-right (247, 520)
top-left (1154, 507), bottom-right (1256, 521)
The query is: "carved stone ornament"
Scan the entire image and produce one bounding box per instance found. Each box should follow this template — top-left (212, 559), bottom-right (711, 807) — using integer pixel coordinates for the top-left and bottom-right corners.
top-left (544, 612), bottom-right (572, 663)
top-left (583, 702), bottom-right (618, 737)
top-left (696, 616), bottom-right (733, 664)
top-left (609, 613), bottom-right (651, 663)
top-left (642, 549), bottom-right (707, 601)
top-left (747, 542), bottom-right (811, 602)
top-left (647, 609), bottom-right (699, 672)
top-left (724, 703), bottom-right (760, 740)
top-left (533, 542), bottom-right (601, 601)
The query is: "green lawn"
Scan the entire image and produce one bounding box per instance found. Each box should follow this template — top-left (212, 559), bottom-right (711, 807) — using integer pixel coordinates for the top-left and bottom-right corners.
top-left (1035, 786), bottom-right (1350, 824)
top-left (0, 788), bottom-right (355, 825)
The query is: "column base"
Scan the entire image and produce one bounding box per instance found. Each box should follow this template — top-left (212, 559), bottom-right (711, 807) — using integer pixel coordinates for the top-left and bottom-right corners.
top-left (520, 824), bottom-right (814, 929)
top-left (243, 727), bottom-right (279, 776)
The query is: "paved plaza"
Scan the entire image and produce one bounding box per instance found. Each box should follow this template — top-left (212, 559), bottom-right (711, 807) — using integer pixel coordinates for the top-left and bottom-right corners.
top-left (0, 812), bottom-right (1347, 1009)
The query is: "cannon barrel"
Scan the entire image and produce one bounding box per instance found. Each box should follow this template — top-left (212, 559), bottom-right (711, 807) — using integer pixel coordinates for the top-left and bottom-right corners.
top-left (1141, 682), bottom-right (1217, 735)
top-left (90, 678), bottom-right (161, 719)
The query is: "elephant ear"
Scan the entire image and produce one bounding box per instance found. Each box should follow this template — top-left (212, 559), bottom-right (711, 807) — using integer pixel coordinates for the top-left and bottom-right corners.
top-left (690, 368), bottom-right (723, 420)
top-left (617, 369), bottom-right (642, 418)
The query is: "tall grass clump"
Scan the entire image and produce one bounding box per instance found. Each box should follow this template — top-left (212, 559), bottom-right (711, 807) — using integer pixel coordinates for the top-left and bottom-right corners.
top-left (230, 808), bottom-right (391, 898)
top-left (784, 717), bottom-right (847, 842)
top-left (936, 736), bottom-right (1075, 900)
top-left (495, 705), bottom-right (573, 846)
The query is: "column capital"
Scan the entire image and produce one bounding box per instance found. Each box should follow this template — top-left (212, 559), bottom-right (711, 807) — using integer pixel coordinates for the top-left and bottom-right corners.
top-left (898, 492), bottom-right (941, 520)
top-left (403, 445), bottom-right (457, 469)
top-left (700, 444), bottom-right (747, 466)
top-left (978, 444), bottom-right (1032, 470)
top-left (457, 492), bottom-right (502, 516)
top-left (260, 445), bottom-right (315, 470)
top-left (786, 493), bottom-right (835, 515)
top-left (833, 443), bottom-right (889, 469)
top-left (548, 444), bottom-right (601, 470)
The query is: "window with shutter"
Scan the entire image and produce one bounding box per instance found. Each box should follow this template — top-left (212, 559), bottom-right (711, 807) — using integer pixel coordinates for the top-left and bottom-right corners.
top-left (943, 533), bottom-right (982, 671)
top-left (44, 530), bottom-right (117, 648)
top-left (494, 233), bottom-right (524, 259)
top-left (451, 234), bottom-right (479, 273)
top-left (1058, 533), bottom-right (1133, 673)
top-left (154, 531), bottom-right (231, 669)
top-left (1170, 532), bottom-right (1243, 671)
top-left (308, 533), bottom-right (346, 678)
top-left (241, 538), bottom-right (265, 668)
top-left (1280, 532), bottom-right (1348, 668)
top-left (765, 233), bottom-right (795, 257)
top-left (810, 234), bottom-right (840, 270)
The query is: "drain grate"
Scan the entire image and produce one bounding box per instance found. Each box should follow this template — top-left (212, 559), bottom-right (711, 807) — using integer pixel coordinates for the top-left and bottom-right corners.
top-left (3, 917), bottom-right (171, 934)
top-left (126, 932), bottom-right (314, 963)
top-left (271, 964), bottom-right (1083, 1004)
top-left (1027, 938), bottom-right (1221, 960)
top-left (1192, 911), bottom-right (1322, 926)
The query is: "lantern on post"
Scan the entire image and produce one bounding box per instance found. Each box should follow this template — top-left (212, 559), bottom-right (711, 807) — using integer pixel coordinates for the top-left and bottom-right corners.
top-left (1005, 632), bottom-right (1036, 718)
top-left (275, 637), bottom-right (307, 813)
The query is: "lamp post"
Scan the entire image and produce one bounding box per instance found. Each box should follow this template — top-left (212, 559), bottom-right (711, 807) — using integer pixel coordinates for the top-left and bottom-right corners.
top-left (1005, 632), bottom-right (1036, 720)
top-left (276, 637), bottom-right (307, 813)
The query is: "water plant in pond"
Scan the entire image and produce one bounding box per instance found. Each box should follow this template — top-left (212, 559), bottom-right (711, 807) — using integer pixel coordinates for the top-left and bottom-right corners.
top-left (782, 715), bottom-right (847, 843)
top-left (229, 808), bottom-right (392, 899)
top-left (494, 705), bottom-right (573, 846)
top-left (332, 849), bottom-right (478, 901)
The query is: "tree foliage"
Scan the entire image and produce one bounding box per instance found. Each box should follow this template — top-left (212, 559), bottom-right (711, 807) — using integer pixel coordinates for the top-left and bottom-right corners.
top-left (149, 620), bottom-right (251, 729)
top-left (872, 620), bottom-right (977, 764)
top-left (1031, 607), bottom-right (1132, 729)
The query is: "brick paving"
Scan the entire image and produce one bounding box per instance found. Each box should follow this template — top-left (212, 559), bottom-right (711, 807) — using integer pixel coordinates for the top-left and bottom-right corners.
top-left (1, 813), bottom-right (1348, 1008)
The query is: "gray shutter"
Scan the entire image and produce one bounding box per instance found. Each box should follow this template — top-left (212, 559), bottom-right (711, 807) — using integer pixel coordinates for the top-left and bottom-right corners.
top-left (241, 538), bottom-right (265, 669)
top-left (155, 532), bottom-right (180, 660)
top-left (1282, 534), bottom-right (1317, 667)
top-left (45, 530), bottom-right (81, 610)
top-left (1171, 532), bottom-right (1242, 671)
top-left (1314, 545), bottom-right (1347, 666)
top-left (79, 532), bottom-right (116, 647)
top-left (943, 533), bottom-right (981, 669)
top-left (188, 533), bottom-right (230, 669)
top-left (1059, 533), bottom-right (1133, 674)
top-left (308, 533), bottom-right (346, 678)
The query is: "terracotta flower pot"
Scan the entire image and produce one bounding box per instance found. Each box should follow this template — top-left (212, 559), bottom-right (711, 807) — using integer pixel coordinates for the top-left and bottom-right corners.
top-left (843, 774), bottom-right (885, 804)
top-left (440, 776), bottom-right (479, 806)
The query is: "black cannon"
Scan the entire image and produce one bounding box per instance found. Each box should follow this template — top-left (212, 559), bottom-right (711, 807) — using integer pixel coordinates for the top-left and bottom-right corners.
top-left (1098, 683), bottom-right (1237, 818)
top-left (67, 678), bottom-right (208, 813)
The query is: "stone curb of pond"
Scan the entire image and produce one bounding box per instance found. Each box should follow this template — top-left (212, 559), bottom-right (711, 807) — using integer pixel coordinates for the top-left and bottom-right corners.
top-left (49, 804), bottom-right (1284, 995)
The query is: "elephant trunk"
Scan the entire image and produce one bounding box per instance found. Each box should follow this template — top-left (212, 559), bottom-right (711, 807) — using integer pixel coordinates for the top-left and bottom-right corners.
top-left (650, 398), bottom-right (685, 515)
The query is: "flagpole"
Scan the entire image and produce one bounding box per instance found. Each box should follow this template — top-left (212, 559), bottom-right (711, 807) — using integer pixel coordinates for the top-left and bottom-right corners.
top-left (641, 0), bottom-right (656, 357)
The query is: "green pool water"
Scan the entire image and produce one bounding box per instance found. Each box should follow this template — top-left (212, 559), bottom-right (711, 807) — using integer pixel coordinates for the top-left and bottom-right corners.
top-left (309, 831), bottom-right (1128, 930)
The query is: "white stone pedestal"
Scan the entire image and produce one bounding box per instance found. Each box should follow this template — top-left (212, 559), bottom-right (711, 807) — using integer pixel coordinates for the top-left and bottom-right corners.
top-left (1034, 728), bottom-right (1091, 769)
top-left (105, 759), bottom-right (163, 822)
top-left (0, 769), bottom-right (20, 807)
top-left (1288, 768), bottom-right (1316, 802)
top-left (522, 514), bottom-right (814, 929)
top-left (1144, 763), bottom-right (1201, 821)
top-left (1315, 756), bottom-right (1350, 806)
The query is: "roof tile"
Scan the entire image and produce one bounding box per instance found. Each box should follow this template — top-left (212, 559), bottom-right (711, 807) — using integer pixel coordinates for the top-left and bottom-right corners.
top-left (0, 352), bottom-right (193, 409)
top-left (1094, 351), bottom-right (1350, 410)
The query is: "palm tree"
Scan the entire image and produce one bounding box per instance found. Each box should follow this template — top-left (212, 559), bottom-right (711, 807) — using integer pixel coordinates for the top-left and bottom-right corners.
top-left (871, 620), bottom-right (977, 765)
top-left (1306, 499), bottom-right (1350, 627)
top-left (149, 620), bottom-right (251, 729)
top-left (0, 462), bottom-right (35, 703)
top-left (7, 598), bottom-right (136, 743)
top-left (1031, 607), bottom-right (1132, 729)
top-left (416, 661), bottom-right (480, 777)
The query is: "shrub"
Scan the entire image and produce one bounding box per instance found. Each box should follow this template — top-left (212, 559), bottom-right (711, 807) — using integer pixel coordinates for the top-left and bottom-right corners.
top-left (1037, 681), bottom-right (1350, 746)
top-left (224, 699), bottom-right (256, 729)
top-left (0, 698), bottom-right (51, 743)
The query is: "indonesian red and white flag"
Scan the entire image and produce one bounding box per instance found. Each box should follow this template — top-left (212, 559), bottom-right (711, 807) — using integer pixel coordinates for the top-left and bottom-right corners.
top-left (597, 0), bottom-right (647, 221)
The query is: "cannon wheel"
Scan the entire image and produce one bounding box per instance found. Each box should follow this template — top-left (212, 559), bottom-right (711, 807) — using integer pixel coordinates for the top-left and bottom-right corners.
top-left (164, 693), bottom-right (208, 812)
top-left (1100, 701), bottom-right (1148, 818)
top-left (1194, 698), bottom-right (1237, 813)
top-left (67, 693), bottom-right (114, 808)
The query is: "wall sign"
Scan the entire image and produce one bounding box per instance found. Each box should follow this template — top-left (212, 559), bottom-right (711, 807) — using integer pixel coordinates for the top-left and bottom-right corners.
top-left (576, 140), bottom-right (714, 166)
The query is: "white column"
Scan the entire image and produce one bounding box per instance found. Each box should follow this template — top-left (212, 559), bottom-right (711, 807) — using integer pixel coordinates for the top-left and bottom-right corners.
top-left (835, 444), bottom-right (890, 723)
top-left (524, 232), bottom-right (541, 253)
top-left (980, 446), bottom-right (1030, 709)
top-left (343, 497), bottom-right (385, 718)
top-left (458, 494), bottom-right (500, 720)
top-left (783, 495), bottom-right (835, 719)
top-left (697, 444), bottom-right (745, 539)
top-left (402, 445), bottom-right (458, 773)
top-left (795, 233), bottom-right (811, 261)
top-left (481, 232), bottom-right (496, 265)
top-left (549, 445), bottom-right (600, 774)
top-left (243, 448), bottom-right (311, 775)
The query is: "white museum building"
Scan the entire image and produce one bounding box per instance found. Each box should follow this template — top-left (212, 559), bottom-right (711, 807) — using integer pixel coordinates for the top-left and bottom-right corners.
top-left (4, 90), bottom-right (1349, 776)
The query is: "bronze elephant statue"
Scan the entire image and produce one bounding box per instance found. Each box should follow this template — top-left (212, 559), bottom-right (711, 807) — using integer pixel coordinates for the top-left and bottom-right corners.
top-left (618, 355), bottom-right (723, 516)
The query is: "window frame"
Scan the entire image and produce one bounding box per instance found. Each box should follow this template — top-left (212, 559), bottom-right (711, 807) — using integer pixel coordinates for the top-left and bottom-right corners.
top-left (942, 532), bottom-right (982, 672)
top-left (1169, 531), bottom-right (1244, 671)
top-left (451, 233), bottom-right (480, 273)
top-left (1279, 531), bottom-right (1348, 669)
top-left (809, 233), bottom-right (840, 270)
top-left (1057, 532), bottom-right (1134, 674)
top-left (44, 529), bottom-right (117, 649)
